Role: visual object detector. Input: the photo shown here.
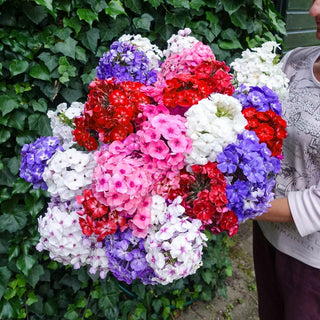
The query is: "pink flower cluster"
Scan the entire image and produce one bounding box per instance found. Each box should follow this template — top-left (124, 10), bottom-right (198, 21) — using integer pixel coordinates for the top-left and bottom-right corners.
top-left (91, 137), bottom-right (154, 238)
top-left (161, 42), bottom-right (216, 79)
top-left (137, 104), bottom-right (193, 180)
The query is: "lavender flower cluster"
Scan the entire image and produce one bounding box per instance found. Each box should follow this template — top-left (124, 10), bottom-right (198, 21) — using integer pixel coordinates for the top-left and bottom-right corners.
top-left (104, 228), bottom-right (156, 285)
top-left (96, 41), bottom-right (158, 85)
top-left (217, 130), bottom-right (281, 221)
top-left (233, 84), bottom-right (282, 115)
top-left (19, 136), bottom-right (63, 189)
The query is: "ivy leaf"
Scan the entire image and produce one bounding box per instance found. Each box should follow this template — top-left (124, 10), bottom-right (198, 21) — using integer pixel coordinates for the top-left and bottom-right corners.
top-left (26, 291), bottom-right (38, 306)
top-left (77, 8), bottom-right (98, 27)
top-left (12, 179), bottom-right (31, 195)
top-left (9, 60), bottom-right (29, 77)
top-left (16, 254), bottom-right (36, 276)
top-left (53, 37), bottom-right (78, 59)
top-left (0, 128), bottom-right (10, 144)
top-left (218, 39), bottom-right (243, 50)
top-left (31, 0), bottom-right (56, 18)
top-left (146, 0), bottom-right (163, 8)
top-left (78, 28), bottom-right (100, 53)
top-left (220, 0), bottom-right (243, 15)
top-left (190, 0), bottom-right (205, 10)
top-left (31, 98), bottom-right (48, 113)
top-left (7, 111), bottom-right (27, 131)
top-left (28, 113), bottom-right (51, 136)
top-left (0, 266), bottom-right (11, 300)
top-left (230, 8), bottom-right (248, 29)
top-left (133, 14), bottom-right (154, 31)
top-left (25, 195), bottom-right (45, 218)
top-left (38, 52), bottom-right (59, 72)
top-left (0, 95), bottom-right (19, 116)
top-left (167, 0), bottom-right (190, 8)
top-left (63, 16), bottom-right (82, 35)
top-left (125, 0), bottom-right (142, 14)
top-left (105, 0), bottom-right (127, 19)
top-left (29, 63), bottom-right (51, 81)
top-left (0, 211), bottom-right (28, 233)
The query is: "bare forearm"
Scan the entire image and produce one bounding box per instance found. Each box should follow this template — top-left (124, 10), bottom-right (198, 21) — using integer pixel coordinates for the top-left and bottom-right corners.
top-left (254, 197), bottom-right (294, 223)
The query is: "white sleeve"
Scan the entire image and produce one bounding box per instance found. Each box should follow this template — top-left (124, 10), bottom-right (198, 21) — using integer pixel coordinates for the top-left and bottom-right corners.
top-left (288, 183), bottom-right (320, 237)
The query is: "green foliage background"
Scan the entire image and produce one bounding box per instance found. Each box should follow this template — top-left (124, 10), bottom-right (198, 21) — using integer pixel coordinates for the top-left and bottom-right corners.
top-left (0, 0), bottom-right (286, 319)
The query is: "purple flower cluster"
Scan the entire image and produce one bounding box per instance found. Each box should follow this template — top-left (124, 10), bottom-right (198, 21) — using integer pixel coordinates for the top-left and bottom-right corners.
top-left (96, 41), bottom-right (158, 85)
top-left (217, 130), bottom-right (281, 221)
top-left (233, 84), bottom-right (282, 115)
top-left (19, 136), bottom-right (63, 189)
top-left (104, 228), bottom-right (156, 285)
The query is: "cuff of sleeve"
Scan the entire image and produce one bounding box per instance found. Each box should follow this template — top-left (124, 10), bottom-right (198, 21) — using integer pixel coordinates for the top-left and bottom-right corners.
top-left (288, 189), bottom-right (320, 237)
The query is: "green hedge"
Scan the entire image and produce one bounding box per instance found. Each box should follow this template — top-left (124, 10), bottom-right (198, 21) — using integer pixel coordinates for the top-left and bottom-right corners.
top-left (0, 1), bottom-right (285, 319)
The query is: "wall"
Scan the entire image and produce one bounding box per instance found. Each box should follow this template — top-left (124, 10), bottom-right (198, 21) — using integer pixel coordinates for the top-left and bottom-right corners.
top-left (284, 0), bottom-right (319, 50)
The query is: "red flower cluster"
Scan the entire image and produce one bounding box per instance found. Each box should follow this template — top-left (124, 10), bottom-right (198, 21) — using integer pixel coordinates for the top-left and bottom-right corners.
top-left (242, 107), bottom-right (288, 157)
top-left (73, 79), bottom-right (150, 150)
top-left (77, 189), bottom-right (127, 241)
top-left (168, 162), bottom-right (239, 237)
top-left (163, 60), bottom-right (234, 109)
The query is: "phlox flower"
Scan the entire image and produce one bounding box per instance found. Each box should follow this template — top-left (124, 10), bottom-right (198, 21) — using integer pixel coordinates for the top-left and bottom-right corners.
top-left (185, 93), bottom-right (247, 165)
top-left (43, 148), bottom-right (95, 201)
top-left (144, 196), bottom-right (207, 285)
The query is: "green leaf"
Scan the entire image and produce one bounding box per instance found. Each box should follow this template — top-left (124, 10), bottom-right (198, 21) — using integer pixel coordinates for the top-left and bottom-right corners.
top-left (9, 60), bottom-right (29, 77)
top-left (0, 210), bottom-right (28, 233)
top-left (0, 127), bottom-right (10, 144)
top-left (221, 0), bottom-right (243, 15)
top-left (0, 266), bottom-right (11, 300)
top-left (0, 95), bottom-right (19, 116)
top-left (8, 244), bottom-right (20, 262)
top-left (16, 254), bottom-right (36, 276)
top-left (78, 28), bottom-right (100, 53)
top-left (133, 14), bottom-right (154, 31)
top-left (7, 111), bottom-right (27, 131)
top-left (28, 113), bottom-right (51, 136)
top-left (218, 39), bottom-right (243, 50)
top-left (25, 3), bottom-right (47, 24)
top-left (31, 98), bottom-right (48, 113)
top-left (29, 63), bottom-right (51, 81)
top-left (105, 0), bottom-right (127, 19)
top-left (77, 8), bottom-right (98, 27)
top-left (53, 37), bottom-right (78, 59)
top-left (38, 52), bottom-right (59, 72)
top-left (63, 16), bottom-right (82, 35)
top-left (26, 291), bottom-right (38, 306)
top-left (125, 0), bottom-right (142, 14)
top-left (7, 156), bottom-right (21, 176)
top-left (230, 8), bottom-right (248, 29)
top-left (167, 0), bottom-right (190, 8)
top-left (25, 195), bottom-right (45, 218)
top-left (31, 0), bottom-right (56, 17)
top-left (12, 178), bottom-right (31, 195)
top-left (190, 0), bottom-right (205, 10)
top-left (147, 0), bottom-right (163, 8)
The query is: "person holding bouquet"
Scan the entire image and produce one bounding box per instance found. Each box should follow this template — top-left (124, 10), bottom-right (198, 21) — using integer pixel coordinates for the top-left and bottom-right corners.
top-left (252, 1), bottom-right (320, 319)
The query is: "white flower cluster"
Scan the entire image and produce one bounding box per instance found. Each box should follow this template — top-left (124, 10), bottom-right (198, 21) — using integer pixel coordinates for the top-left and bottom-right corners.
top-left (230, 41), bottom-right (289, 100)
top-left (163, 28), bottom-right (199, 58)
top-left (47, 102), bottom-right (84, 149)
top-left (145, 196), bottom-right (207, 285)
top-left (118, 34), bottom-right (163, 70)
top-left (36, 201), bottom-right (109, 278)
top-left (43, 148), bottom-right (95, 201)
top-left (185, 93), bottom-right (247, 165)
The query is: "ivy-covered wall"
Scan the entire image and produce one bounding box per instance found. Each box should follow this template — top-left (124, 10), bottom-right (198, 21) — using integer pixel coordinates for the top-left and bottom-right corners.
top-left (0, 1), bottom-right (286, 319)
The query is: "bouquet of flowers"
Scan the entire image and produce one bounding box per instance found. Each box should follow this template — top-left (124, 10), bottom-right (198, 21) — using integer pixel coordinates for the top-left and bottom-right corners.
top-left (19, 29), bottom-right (288, 285)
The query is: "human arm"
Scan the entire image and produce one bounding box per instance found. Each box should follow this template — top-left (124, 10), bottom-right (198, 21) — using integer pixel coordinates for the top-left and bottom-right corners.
top-left (255, 184), bottom-right (320, 237)
top-left (254, 197), bottom-right (293, 223)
